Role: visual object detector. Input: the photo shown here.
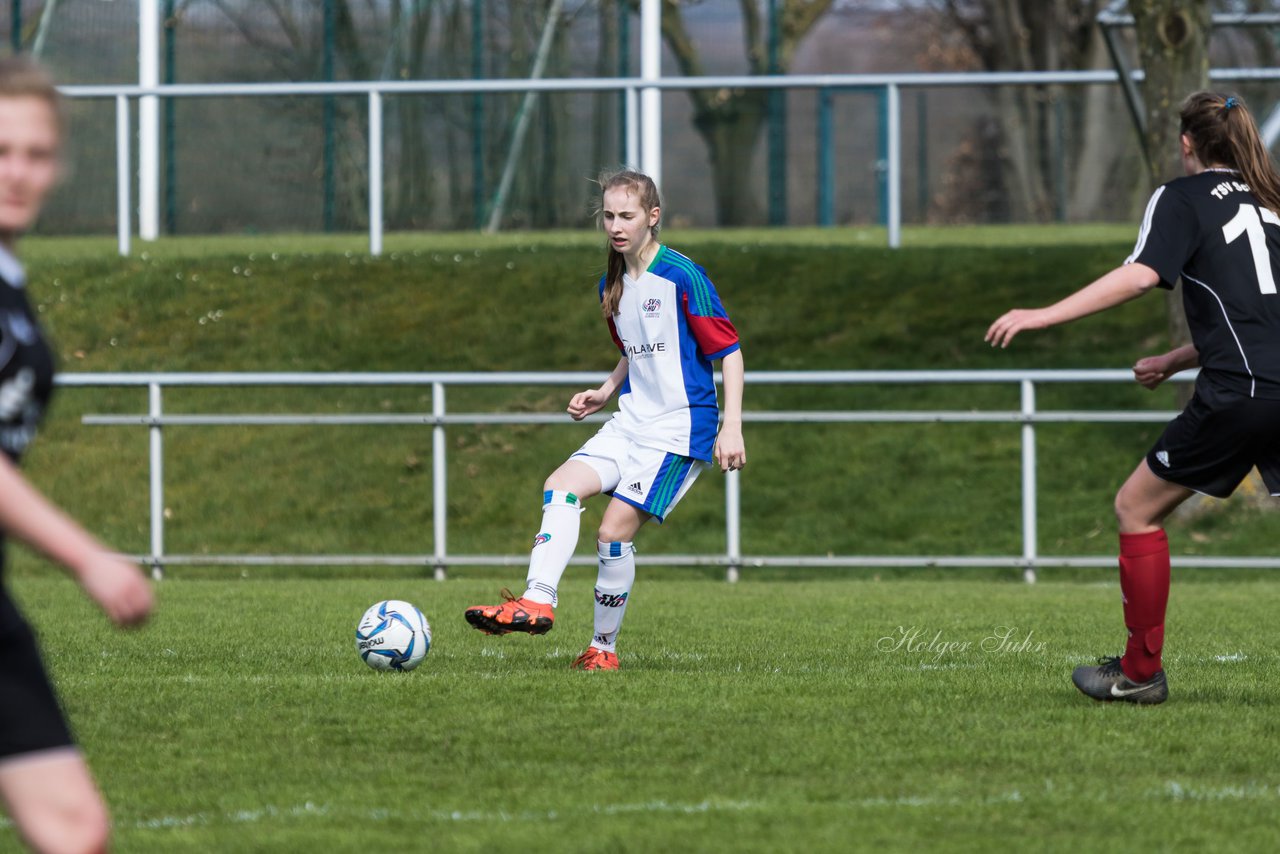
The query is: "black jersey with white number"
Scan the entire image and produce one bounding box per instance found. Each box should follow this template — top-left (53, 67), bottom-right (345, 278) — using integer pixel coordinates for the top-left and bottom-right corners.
top-left (0, 263), bottom-right (56, 631)
top-left (1126, 169), bottom-right (1280, 398)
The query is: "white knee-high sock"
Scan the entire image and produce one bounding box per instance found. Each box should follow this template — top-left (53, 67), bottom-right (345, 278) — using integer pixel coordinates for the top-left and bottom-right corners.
top-left (522, 490), bottom-right (583, 606)
top-left (592, 540), bottom-right (635, 652)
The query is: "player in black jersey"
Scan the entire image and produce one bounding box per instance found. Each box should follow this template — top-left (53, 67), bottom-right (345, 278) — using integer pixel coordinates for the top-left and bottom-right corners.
top-left (0, 58), bottom-right (153, 853)
top-left (986, 91), bottom-right (1280, 705)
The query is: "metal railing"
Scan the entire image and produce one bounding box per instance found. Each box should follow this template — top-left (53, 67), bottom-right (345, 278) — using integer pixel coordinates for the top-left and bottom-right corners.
top-left (60, 66), bottom-right (1280, 256)
top-left (57, 368), bottom-right (1280, 584)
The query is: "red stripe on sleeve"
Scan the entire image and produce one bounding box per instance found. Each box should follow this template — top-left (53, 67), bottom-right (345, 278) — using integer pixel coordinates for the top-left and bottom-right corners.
top-left (683, 293), bottom-right (739, 356)
top-left (606, 316), bottom-right (625, 354)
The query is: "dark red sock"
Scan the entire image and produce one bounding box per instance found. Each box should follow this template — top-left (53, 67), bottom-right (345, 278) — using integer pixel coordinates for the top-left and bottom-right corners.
top-left (1118, 529), bottom-right (1170, 682)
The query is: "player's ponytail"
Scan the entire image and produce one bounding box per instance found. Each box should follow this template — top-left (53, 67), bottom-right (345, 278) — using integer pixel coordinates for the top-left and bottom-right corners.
top-left (1180, 91), bottom-right (1280, 214)
top-left (596, 168), bottom-right (662, 319)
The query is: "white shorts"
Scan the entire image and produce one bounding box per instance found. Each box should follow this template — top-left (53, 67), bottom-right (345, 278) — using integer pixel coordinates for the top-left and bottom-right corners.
top-left (570, 420), bottom-right (707, 522)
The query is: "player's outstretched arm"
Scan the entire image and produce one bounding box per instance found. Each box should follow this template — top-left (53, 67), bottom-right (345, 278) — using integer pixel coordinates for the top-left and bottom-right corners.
top-left (1134, 344), bottom-right (1200, 390)
top-left (0, 454), bottom-right (152, 626)
top-left (567, 356), bottom-right (629, 421)
top-left (713, 349), bottom-right (745, 472)
top-left (985, 262), bottom-right (1162, 348)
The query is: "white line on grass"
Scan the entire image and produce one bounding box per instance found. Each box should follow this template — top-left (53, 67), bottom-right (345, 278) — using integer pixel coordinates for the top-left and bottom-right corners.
top-left (19, 780), bottom-right (1274, 837)
top-left (112, 799), bottom-right (761, 832)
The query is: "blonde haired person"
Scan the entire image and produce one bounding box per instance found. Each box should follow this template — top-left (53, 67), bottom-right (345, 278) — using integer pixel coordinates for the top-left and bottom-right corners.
top-left (988, 92), bottom-right (1280, 705)
top-left (465, 169), bottom-right (745, 670)
top-left (0, 57), bottom-right (153, 853)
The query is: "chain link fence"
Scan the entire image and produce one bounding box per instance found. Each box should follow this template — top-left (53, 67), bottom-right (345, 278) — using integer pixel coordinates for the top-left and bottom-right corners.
top-left (1, 0), bottom-right (1239, 237)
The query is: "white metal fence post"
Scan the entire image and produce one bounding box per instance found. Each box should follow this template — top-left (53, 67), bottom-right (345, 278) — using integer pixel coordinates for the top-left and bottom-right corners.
top-left (149, 382), bottom-right (164, 579)
top-left (368, 91), bottom-right (383, 257)
top-left (432, 381), bottom-right (447, 580)
top-left (725, 468), bottom-right (741, 583)
top-left (639, 0), bottom-right (662, 183)
top-left (625, 86), bottom-right (640, 167)
top-left (138, 0), bottom-right (160, 241)
top-left (886, 82), bottom-right (902, 249)
top-left (1020, 378), bottom-right (1037, 584)
top-left (115, 94), bottom-right (131, 258)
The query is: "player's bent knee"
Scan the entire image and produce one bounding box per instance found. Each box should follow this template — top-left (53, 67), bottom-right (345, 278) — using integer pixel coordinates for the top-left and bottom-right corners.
top-left (65, 817), bottom-right (110, 854)
top-left (544, 474), bottom-right (590, 497)
top-left (1114, 488), bottom-right (1158, 534)
top-left (1113, 492), bottom-right (1139, 531)
top-left (20, 803), bottom-right (109, 854)
top-left (597, 521), bottom-right (636, 543)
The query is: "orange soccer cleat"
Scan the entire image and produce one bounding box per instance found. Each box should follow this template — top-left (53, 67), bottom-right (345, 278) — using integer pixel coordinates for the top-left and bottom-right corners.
top-left (464, 588), bottom-right (555, 636)
top-left (571, 647), bottom-right (619, 671)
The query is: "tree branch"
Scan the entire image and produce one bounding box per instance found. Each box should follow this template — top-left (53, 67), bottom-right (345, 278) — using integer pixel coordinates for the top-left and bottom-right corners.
top-left (741, 0), bottom-right (764, 73)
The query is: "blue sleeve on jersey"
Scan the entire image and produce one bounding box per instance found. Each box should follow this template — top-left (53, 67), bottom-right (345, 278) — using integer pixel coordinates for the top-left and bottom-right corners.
top-left (676, 267), bottom-right (740, 358)
top-left (676, 262), bottom-right (731, 319)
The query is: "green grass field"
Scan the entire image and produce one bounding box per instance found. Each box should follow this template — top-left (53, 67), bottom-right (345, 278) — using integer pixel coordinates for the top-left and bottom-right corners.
top-left (8, 574), bottom-right (1280, 852)
top-left (3, 228), bottom-right (1280, 851)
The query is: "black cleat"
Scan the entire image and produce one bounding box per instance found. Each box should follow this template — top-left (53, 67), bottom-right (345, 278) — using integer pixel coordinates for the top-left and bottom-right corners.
top-left (1072, 656), bottom-right (1168, 705)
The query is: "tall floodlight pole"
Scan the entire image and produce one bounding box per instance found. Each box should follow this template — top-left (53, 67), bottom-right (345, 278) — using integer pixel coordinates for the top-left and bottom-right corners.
top-left (139, 0), bottom-right (161, 241)
top-left (639, 0), bottom-right (661, 184)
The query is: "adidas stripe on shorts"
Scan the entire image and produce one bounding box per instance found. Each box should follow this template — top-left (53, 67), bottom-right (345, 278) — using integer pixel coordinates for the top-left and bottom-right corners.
top-left (1146, 376), bottom-right (1280, 499)
top-left (570, 420), bottom-right (707, 522)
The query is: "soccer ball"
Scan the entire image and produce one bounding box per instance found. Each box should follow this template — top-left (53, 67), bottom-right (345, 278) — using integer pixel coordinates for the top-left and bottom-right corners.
top-left (355, 600), bottom-right (432, 671)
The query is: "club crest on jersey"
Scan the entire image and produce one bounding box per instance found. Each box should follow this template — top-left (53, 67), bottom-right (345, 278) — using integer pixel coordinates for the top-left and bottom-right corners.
top-left (642, 297), bottom-right (662, 317)
top-left (533, 532), bottom-right (552, 547)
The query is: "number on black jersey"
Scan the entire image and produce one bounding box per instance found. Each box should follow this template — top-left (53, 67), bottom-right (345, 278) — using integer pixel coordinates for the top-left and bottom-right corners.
top-left (1221, 203), bottom-right (1280, 295)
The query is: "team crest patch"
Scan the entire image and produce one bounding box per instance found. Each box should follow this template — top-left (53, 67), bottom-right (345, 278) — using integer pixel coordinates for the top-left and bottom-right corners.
top-left (642, 298), bottom-right (662, 317)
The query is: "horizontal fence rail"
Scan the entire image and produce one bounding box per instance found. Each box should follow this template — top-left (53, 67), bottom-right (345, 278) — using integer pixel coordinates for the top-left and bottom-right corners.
top-left (56, 369), bottom-right (1280, 583)
top-left (60, 66), bottom-right (1280, 255)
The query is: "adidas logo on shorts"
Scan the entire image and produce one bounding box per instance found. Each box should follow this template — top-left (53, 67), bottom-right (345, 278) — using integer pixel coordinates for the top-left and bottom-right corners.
top-left (1155, 450), bottom-right (1170, 467)
top-left (626, 481), bottom-right (644, 495)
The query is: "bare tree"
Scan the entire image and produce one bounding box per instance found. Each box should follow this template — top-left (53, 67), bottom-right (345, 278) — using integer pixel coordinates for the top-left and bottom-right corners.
top-left (1129, 0), bottom-right (1209, 385)
top-left (629, 0), bottom-right (835, 226)
top-left (203, 0), bottom-right (459, 228)
top-left (1129, 1), bottom-right (1210, 189)
top-left (925, 1), bottom-right (1128, 222)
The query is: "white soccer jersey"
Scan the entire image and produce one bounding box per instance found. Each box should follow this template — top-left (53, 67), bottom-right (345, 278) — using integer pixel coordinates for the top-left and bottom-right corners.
top-left (600, 245), bottom-right (740, 462)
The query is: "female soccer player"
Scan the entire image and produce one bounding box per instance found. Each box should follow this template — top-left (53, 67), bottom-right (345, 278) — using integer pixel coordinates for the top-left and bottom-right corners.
top-left (0, 57), bottom-right (153, 852)
top-left (987, 91), bottom-right (1280, 705)
top-left (465, 168), bottom-right (745, 670)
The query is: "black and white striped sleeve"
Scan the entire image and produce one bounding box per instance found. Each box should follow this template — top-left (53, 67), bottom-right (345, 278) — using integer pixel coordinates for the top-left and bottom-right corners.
top-left (1124, 184), bottom-right (1197, 290)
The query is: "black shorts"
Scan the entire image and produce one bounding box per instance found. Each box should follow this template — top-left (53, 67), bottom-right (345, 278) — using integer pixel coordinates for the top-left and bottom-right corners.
top-left (0, 595), bottom-right (75, 760)
top-left (1147, 378), bottom-right (1280, 499)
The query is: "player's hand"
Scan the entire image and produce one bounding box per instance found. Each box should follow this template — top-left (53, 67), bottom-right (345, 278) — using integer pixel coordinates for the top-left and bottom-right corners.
top-left (78, 553), bottom-right (153, 627)
top-left (985, 308), bottom-right (1051, 349)
top-left (567, 388), bottom-right (609, 421)
top-left (713, 428), bottom-right (746, 473)
top-left (1133, 353), bottom-right (1175, 390)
